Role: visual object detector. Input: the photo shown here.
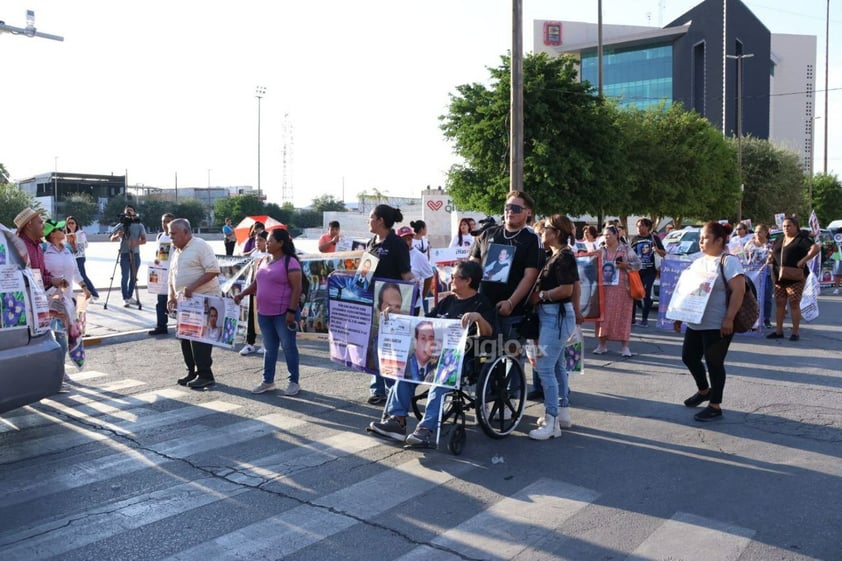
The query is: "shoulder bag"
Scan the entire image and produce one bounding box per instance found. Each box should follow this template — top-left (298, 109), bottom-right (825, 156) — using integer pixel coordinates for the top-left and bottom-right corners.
top-left (719, 254), bottom-right (759, 333)
top-left (778, 242), bottom-right (805, 281)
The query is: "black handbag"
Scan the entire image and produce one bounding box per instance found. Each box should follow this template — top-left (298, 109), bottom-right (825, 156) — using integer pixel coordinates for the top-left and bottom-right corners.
top-left (516, 306), bottom-right (540, 339)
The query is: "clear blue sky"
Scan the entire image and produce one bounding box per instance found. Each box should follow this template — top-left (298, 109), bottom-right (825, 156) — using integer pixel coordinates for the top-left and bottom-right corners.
top-left (1, 1), bottom-right (838, 208)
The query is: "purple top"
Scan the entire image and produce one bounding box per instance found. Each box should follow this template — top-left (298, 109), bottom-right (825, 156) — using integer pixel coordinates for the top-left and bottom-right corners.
top-left (255, 255), bottom-right (301, 316)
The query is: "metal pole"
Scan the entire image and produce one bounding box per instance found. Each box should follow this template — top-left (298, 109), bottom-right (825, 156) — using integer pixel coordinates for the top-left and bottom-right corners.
top-left (824, 0), bottom-right (830, 174)
top-left (598, 0), bottom-right (604, 97)
top-left (737, 57), bottom-right (743, 223)
top-left (510, 0), bottom-right (524, 192)
top-left (256, 86), bottom-right (266, 200)
top-left (53, 156), bottom-right (58, 215)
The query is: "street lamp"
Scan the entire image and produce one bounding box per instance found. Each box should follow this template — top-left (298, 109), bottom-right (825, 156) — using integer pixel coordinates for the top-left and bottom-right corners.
top-left (255, 85), bottom-right (266, 200)
top-left (726, 53), bottom-right (754, 222)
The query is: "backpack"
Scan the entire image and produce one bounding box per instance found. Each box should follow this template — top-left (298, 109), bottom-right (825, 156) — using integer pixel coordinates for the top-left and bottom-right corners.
top-left (285, 255), bottom-right (310, 311)
top-left (719, 255), bottom-right (759, 333)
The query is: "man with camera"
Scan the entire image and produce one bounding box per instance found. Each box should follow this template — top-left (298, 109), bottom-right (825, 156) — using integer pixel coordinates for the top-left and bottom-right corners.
top-left (110, 205), bottom-right (147, 307)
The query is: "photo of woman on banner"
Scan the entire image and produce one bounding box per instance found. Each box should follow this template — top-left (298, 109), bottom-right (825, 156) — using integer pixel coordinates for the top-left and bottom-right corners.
top-left (602, 260), bottom-right (618, 286)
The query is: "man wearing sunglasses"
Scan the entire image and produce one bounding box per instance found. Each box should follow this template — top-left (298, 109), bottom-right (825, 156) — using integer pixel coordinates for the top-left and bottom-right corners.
top-left (470, 191), bottom-right (541, 342)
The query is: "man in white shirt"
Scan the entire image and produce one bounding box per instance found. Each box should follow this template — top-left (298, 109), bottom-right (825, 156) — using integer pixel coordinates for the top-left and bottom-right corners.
top-left (167, 218), bottom-right (221, 389)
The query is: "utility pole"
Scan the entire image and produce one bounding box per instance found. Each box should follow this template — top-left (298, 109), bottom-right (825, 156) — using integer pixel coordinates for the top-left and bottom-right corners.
top-left (510, 0), bottom-right (524, 192)
top-left (824, 0), bottom-right (830, 174)
top-left (255, 86), bottom-right (266, 200)
top-left (726, 53), bottom-right (754, 223)
top-left (598, 0), bottom-right (604, 97)
top-left (0, 10), bottom-right (63, 41)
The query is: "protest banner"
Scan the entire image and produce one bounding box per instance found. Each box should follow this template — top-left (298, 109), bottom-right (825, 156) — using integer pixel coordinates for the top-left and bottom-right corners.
top-left (577, 252), bottom-right (604, 322)
top-left (0, 265), bottom-right (28, 331)
top-left (328, 271), bottom-right (417, 374)
top-left (378, 315), bottom-right (467, 390)
top-left (175, 293), bottom-right (239, 349)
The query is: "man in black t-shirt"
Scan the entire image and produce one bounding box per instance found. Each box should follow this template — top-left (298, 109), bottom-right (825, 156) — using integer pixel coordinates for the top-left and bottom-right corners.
top-left (369, 261), bottom-right (494, 445)
top-left (629, 218), bottom-right (666, 326)
top-left (470, 191), bottom-right (540, 343)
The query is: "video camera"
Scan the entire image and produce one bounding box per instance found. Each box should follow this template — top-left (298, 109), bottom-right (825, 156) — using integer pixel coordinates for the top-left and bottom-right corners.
top-left (471, 216), bottom-right (497, 236)
top-left (113, 212), bottom-right (142, 234)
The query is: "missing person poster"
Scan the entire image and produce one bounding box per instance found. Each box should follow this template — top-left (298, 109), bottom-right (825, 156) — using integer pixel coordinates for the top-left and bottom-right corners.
top-left (327, 272), bottom-right (418, 374)
top-left (576, 252), bottom-right (604, 322)
top-left (175, 293), bottom-right (239, 348)
top-left (0, 265), bottom-right (28, 331)
top-left (377, 315), bottom-right (467, 390)
top-left (482, 243), bottom-right (513, 283)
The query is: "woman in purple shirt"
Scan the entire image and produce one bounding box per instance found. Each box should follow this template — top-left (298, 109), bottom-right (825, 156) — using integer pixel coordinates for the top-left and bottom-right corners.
top-left (234, 228), bottom-right (302, 396)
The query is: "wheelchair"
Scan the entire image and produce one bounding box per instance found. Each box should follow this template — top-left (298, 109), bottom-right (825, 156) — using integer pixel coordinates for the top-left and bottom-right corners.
top-left (409, 335), bottom-right (526, 455)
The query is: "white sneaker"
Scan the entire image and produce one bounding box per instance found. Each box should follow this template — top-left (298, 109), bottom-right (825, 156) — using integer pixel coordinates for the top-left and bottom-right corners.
top-left (257, 347), bottom-right (266, 355)
top-left (283, 382), bottom-right (300, 396)
top-left (239, 344), bottom-right (256, 356)
top-left (123, 299), bottom-right (132, 307)
top-left (557, 407), bottom-right (573, 428)
top-left (251, 381), bottom-right (277, 394)
top-left (529, 414), bottom-right (562, 440)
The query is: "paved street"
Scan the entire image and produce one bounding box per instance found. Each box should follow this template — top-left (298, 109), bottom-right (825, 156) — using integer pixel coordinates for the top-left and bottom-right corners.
top-left (1, 262), bottom-right (841, 559)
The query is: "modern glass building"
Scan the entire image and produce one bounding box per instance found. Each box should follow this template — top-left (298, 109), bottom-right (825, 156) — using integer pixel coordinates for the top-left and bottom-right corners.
top-left (534, 0), bottom-right (817, 171)
top-left (580, 44), bottom-right (673, 109)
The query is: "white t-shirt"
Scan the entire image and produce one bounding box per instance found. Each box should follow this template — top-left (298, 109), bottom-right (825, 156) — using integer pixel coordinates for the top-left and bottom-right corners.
top-left (450, 234), bottom-right (473, 248)
top-left (686, 253), bottom-right (745, 331)
top-left (409, 247), bottom-right (434, 308)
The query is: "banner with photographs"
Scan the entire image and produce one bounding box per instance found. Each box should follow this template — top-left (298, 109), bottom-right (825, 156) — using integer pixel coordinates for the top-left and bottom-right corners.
top-left (147, 237), bottom-right (173, 295)
top-left (175, 293), bottom-right (239, 349)
top-left (0, 265), bottom-right (28, 331)
top-left (22, 268), bottom-right (50, 335)
top-left (299, 251), bottom-right (366, 338)
top-left (666, 267), bottom-right (717, 324)
top-left (328, 271), bottom-right (418, 374)
top-left (576, 252), bottom-right (605, 322)
top-left (378, 315), bottom-right (467, 390)
top-left (658, 255), bottom-right (768, 335)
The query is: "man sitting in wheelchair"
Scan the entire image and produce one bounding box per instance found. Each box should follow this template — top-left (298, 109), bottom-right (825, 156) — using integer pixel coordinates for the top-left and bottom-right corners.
top-left (368, 261), bottom-right (494, 445)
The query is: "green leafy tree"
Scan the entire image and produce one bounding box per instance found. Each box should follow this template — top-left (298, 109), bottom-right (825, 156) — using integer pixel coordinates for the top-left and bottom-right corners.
top-left (616, 102), bottom-right (740, 225)
top-left (0, 162), bottom-right (11, 184)
top-left (0, 183), bottom-right (42, 229)
top-left (138, 199), bottom-right (174, 233)
top-left (810, 173), bottom-right (842, 225)
top-left (736, 136), bottom-right (807, 225)
top-left (173, 199), bottom-right (209, 230)
top-left (62, 193), bottom-right (99, 227)
top-left (440, 52), bottom-right (625, 215)
top-left (312, 194), bottom-right (347, 212)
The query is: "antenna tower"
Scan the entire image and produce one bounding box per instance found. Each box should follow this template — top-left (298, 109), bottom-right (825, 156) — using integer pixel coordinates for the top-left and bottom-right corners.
top-left (281, 113), bottom-right (294, 205)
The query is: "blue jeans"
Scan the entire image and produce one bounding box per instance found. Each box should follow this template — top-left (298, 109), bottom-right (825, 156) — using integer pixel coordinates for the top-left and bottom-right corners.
top-left (120, 252), bottom-right (139, 299)
top-left (155, 294), bottom-right (168, 330)
top-left (535, 302), bottom-right (575, 417)
top-left (76, 257), bottom-right (99, 298)
top-left (762, 269), bottom-right (773, 322)
top-left (257, 312), bottom-right (300, 384)
top-left (383, 380), bottom-right (448, 431)
top-left (633, 268), bottom-right (657, 322)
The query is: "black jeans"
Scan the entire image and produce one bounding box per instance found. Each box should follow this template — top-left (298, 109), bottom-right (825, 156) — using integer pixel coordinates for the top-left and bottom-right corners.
top-left (633, 268), bottom-right (658, 322)
top-left (181, 339), bottom-right (214, 379)
top-left (224, 239), bottom-right (236, 256)
top-left (681, 328), bottom-right (733, 405)
top-left (245, 294), bottom-right (256, 345)
top-left (155, 294), bottom-right (168, 330)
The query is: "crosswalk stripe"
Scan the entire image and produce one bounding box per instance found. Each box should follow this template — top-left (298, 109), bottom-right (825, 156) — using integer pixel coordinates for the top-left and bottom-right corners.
top-left (0, 477), bottom-right (249, 561)
top-left (625, 511), bottom-right (755, 561)
top-left (0, 412), bottom-right (299, 509)
top-left (395, 478), bottom-right (599, 561)
top-left (161, 457), bottom-right (475, 561)
top-left (0, 388), bottom-right (185, 432)
top-left (0, 392), bottom-right (244, 464)
top-left (64, 370), bottom-right (110, 382)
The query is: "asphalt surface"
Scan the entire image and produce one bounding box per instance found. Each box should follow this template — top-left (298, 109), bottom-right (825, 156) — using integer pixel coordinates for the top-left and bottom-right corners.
top-left (2, 244), bottom-right (842, 559)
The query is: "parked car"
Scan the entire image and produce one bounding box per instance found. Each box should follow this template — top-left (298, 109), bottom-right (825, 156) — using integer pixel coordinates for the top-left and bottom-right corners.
top-left (0, 225), bottom-right (64, 415)
top-left (653, 227), bottom-right (702, 303)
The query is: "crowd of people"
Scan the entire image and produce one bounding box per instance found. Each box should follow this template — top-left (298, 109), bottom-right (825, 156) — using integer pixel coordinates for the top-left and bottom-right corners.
top-left (9, 194), bottom-right (834, 445)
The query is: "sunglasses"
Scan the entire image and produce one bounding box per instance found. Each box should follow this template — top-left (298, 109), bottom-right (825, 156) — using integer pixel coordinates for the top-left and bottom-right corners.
top-left (504, 203), bottom-right (524, 214)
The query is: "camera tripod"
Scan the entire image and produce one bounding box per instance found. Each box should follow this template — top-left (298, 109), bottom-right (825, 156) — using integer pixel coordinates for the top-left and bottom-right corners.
top-left (103, 248), bottom-right (142, 310)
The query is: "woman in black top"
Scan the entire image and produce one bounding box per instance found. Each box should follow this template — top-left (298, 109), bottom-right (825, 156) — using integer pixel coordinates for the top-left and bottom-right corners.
top-left (526, 215), bottom-right (579, 440)
top-left (767, 216), bottom-right (820, 341)
top-left (365, 204), bottom-right (413, 403)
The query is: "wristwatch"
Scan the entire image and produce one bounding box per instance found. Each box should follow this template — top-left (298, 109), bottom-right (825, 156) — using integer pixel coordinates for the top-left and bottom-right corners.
top-left (539, 290), bottom-right (546, 302)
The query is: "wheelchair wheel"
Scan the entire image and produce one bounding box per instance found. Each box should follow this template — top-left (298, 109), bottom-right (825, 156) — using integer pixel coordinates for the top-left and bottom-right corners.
top-left (448, 424), bottom-right (466, 455)
top-left (476, 353), bottom-right (525, 439)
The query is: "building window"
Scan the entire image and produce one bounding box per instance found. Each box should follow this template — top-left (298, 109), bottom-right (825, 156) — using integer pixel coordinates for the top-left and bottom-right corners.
top-left (581, 44), bottom-right (673, 109)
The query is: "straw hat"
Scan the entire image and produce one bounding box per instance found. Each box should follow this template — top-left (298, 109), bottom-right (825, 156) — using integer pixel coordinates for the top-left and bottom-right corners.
top-left (13, 207), bottom-right (40, 230)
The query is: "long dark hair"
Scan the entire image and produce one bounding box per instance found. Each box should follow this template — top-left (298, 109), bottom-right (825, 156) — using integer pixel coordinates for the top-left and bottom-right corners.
top-left (65, 215), bottom-right (81, 233)
top-left (248, 221), bottom-right (265, 238)
top-left (372, 204), bottom-right (403, 229)
top-left (269, 228), bottom-right (297, 258)
top-left (458, 217), bottom-right (471, 245)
